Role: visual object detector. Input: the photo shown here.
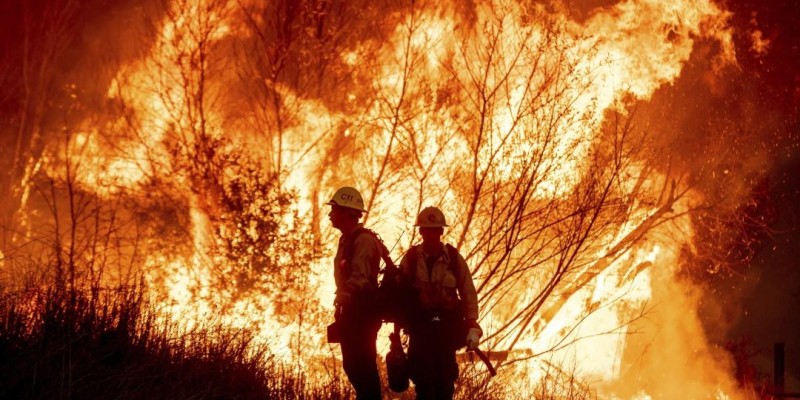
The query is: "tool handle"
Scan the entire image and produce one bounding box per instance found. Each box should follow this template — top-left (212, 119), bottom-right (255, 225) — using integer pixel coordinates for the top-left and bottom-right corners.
top-left (472, 348), bottom-right (497, 376)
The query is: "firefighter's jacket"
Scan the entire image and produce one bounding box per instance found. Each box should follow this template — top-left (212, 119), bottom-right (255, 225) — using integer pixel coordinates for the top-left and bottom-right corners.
top-left (333, 224), bottom-right (381, 298)
top-left (399, 243), bottom-right (479, 321)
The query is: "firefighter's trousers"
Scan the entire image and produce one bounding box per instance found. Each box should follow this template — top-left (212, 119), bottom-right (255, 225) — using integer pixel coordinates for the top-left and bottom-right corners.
top-left (407, 316), bottom-right (460, 400)
top-left (339, 313), bottom-right (382, 400)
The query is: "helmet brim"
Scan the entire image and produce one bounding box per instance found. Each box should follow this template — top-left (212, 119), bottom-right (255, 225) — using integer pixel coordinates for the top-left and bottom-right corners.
top-left (327, 200), bottom-right (367, 212)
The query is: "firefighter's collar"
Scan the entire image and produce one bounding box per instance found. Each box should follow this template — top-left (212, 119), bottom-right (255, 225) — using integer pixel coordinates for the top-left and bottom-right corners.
top-left (341, 223), bottom-right (365, 239)
top-left (419, 242), bottom-right (451, 262)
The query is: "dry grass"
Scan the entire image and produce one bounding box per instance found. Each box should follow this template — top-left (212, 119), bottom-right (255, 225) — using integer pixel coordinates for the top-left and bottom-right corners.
top-left (0, 283), bottom-right (353, 400)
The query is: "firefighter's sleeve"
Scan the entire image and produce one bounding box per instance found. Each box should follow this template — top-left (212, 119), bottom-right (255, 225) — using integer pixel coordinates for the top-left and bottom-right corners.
top-left (456, 253), bottom-right (479, 321)
top-left (398, 249), bottom-right (415, 284)
top-left (342, 234), bottom-right (379, 295)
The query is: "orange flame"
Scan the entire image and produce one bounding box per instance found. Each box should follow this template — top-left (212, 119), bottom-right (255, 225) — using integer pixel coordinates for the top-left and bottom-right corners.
top-left (20, 0), bottom-right (760, 397)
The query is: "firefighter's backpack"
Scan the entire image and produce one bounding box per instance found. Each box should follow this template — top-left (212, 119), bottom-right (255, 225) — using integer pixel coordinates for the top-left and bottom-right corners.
top-left (341, 228), bottom-right (409, 323)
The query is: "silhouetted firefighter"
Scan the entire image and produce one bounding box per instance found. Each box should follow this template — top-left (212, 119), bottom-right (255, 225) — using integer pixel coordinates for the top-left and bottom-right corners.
top-left (397, 206), bottom-right (483, 400)
top-left (326, 186), bottom-right (383, 400)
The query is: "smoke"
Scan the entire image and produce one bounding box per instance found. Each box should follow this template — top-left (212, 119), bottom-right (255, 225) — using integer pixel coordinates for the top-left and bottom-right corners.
top-left (631, 0), bottom-right (800, 389)
top-left (611, 255), bottom-right (745, 399)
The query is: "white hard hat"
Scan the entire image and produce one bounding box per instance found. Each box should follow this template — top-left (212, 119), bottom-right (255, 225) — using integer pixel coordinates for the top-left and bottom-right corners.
top-left (415, 206), bottom-right (448, 228)
top-left (326, 186), bottom-right (367, 212)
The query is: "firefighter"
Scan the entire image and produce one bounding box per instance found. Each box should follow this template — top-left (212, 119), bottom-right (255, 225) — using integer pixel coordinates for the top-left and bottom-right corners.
top-left (326, 186), bottom-right (383, 400)
top-left (399, 206), bottom-right (482, 400)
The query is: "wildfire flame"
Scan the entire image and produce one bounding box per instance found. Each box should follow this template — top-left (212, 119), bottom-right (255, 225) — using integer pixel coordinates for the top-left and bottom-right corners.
top-left (3, 0), bottom-right (771, 398)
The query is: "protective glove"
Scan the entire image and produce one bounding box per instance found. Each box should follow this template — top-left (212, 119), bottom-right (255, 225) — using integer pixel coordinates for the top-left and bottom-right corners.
top-left (334, 292), bottom-right (353, 309)
top-left (466, 327), bottom-right (482, 350)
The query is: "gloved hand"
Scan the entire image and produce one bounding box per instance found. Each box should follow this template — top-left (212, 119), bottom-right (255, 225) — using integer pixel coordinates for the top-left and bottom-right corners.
top-left (466, 327), bottom-right (482, 350)
top-left (334, 292), bottom-right (352, 309)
